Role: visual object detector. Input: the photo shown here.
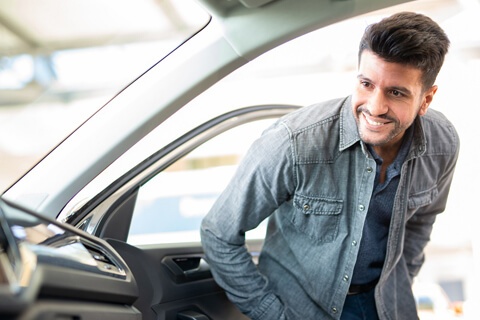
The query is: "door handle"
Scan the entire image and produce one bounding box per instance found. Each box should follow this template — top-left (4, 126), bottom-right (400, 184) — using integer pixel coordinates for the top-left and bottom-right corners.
top-left (177, 310), bottom-right (210, 320)
top-left (162, 255), bottom-right (212, 283)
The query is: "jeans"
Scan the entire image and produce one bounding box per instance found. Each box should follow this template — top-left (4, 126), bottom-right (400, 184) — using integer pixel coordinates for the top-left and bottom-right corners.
top-left (341, 288), bottom-right (379, 320)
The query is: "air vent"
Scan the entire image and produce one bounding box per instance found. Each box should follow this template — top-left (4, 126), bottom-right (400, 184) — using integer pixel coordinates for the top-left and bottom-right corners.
top-left (82, 241), bottom-right (126, 278)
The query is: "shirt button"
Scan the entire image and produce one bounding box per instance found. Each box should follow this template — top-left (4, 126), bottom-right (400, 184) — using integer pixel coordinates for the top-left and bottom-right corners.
top-left (303, 204), bottom-right (310, 211)
top-left (366, 166), bottom-right (373, 173)
top-left (332, 307), bottom-right (338, 313)
top-left (343, 275), bottom-right (349, 281)
top-left (358, 204), bottom-right (365, 211)
top-left (352, 240), bottom-right (357, 246)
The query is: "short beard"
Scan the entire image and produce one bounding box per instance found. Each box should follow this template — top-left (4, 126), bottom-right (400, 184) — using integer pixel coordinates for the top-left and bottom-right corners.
top-left (355, 107), bottom-right (411, 147)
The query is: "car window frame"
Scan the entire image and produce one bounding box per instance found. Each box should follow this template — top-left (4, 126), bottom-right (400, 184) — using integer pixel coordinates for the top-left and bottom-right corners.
top-left (67, 104), bottom-right (300, 241)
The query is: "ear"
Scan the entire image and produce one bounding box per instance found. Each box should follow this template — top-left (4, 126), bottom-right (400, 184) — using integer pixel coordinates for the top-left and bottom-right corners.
top-left (418, 85), bottom-right (438, 116)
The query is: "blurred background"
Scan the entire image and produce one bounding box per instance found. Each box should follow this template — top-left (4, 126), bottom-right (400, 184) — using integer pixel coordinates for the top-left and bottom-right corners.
top-left (0, 0), bottom-right (478, 319)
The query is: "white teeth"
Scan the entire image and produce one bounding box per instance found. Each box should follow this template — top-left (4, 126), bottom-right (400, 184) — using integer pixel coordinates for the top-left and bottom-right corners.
top-left (364, 114), bottom-right (384, 126)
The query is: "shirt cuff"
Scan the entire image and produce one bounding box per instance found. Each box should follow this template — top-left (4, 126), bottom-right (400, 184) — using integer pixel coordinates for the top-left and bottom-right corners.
top-left (246, 292), bottom-right (285, 320)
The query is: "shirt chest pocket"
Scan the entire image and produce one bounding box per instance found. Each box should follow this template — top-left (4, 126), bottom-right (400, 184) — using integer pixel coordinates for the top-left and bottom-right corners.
top-left (291, 194), bottom-right (343, 243)
top-left (406, 186), bottom-right (439, 221)
top-left (407, 186), bottom-right (438, 210)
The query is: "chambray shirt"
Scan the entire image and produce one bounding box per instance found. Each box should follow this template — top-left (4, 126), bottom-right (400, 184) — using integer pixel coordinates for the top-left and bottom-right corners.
top-left (201, 96), bottom-right (459, 320)
top-left (351, 127), bottom-right (413, 286)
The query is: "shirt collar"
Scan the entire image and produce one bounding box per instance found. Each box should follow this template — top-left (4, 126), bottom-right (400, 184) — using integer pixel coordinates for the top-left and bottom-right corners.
top-left (339, 95), bottom-right (361, 151)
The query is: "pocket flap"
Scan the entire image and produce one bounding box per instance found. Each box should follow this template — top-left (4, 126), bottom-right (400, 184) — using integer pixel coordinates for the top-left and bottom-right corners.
top-left (408, 187), bottom-right (438, 209)
top-left (293, 194), bottom-right (342, 215)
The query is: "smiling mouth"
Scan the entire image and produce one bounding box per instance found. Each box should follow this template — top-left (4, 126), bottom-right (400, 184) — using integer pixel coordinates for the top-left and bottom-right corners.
top-left (363, 113), bottom-right (389, 127)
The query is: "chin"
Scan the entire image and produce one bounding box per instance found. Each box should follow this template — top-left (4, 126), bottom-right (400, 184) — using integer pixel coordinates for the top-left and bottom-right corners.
top-left (359, 132), bottom-right (389, 147)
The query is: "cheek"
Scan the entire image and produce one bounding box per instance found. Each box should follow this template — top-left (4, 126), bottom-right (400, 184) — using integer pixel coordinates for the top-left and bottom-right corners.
top-left (391, 107), bottom-right (417, 125)
top-left (351, 93), bottom-right (371, 117)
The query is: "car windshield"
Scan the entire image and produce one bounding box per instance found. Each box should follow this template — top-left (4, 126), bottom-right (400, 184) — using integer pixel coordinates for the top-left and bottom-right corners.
top-left (0, 0), bottom-right (210, 193)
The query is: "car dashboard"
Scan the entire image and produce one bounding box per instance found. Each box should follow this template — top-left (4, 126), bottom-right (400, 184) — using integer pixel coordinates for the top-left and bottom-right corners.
top-left (0, 200), bottom-right (140, 320)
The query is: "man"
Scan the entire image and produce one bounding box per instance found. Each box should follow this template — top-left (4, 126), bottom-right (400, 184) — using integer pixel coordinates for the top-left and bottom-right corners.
top-left (201, 12), bottom-right (459, 320)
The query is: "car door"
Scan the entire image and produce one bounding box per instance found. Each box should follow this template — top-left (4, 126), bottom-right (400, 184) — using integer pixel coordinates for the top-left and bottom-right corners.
top-left (64, 104), bottom-right (300, 320)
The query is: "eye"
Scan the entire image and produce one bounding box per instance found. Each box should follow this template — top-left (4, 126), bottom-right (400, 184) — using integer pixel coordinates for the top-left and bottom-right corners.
top-left (360, 80), bottom-right (371, 88)
top-left (390, 89), bottom-right (403, 97)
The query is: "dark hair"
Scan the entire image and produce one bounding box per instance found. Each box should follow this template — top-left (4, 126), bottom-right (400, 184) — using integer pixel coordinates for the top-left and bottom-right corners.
top-left (359, 12), bottom-right (450, 89)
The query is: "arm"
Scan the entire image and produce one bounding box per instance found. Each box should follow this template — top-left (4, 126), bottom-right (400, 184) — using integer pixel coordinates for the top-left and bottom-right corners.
top-left (403, 207), bottom-right (437, 279)
top-left (201, 121), bottom-right (295, 320)
top-left (403, 132), bottom-right (460, 279)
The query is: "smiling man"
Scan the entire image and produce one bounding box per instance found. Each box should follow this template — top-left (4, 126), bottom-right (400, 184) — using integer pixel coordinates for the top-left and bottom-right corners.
top-left (201, 12), bottom-right (459, 320)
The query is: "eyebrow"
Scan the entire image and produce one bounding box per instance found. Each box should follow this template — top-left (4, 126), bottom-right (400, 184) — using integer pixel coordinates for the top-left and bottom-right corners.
top-left (357, 74), bottom-right (413, 96)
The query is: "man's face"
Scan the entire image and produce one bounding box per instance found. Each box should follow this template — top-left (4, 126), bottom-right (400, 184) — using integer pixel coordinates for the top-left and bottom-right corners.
top-left (351, 50), bottom-right (437, 151)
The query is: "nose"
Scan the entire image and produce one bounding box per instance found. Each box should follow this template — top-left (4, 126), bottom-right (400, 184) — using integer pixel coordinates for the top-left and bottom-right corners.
top-left (365, 90), bottom-right (388, 116)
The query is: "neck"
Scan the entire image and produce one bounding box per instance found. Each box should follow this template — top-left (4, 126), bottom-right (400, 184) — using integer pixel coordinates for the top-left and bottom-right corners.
top-left (372, 139), bottom-right (403, 167)
top-left (371, 138), bottom-right (404, 184)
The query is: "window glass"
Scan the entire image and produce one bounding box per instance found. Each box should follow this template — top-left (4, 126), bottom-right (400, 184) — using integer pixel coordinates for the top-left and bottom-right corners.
top-left (127, 118), bottom-right (274, 245)
top-left (0, 0), bottom-right (209, 192)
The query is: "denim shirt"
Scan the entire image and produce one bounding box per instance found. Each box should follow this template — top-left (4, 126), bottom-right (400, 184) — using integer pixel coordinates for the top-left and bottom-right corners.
top-left (351, 127), bottom-right (413, 285)
top-left (201, 96), bottom-right (459, 320)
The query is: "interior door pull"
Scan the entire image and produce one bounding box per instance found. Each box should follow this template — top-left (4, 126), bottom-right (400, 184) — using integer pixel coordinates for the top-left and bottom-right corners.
top-left (177, 310), bottom-right (210, 320)
top-left (162, 255), bottom-right (212, 283)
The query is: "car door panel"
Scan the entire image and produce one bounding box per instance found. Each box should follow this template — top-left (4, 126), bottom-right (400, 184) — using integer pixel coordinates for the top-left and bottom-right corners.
top-left (107, 239), bottom-right (250, 320)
